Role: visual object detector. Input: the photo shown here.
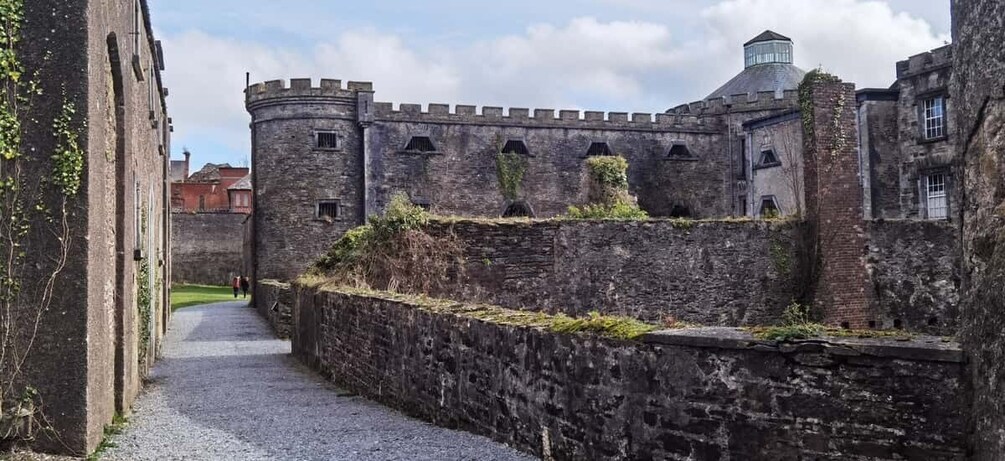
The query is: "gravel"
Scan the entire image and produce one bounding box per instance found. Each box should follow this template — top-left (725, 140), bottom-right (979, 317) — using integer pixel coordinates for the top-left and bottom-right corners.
top-left (101, 301), bottom-right (536, 461)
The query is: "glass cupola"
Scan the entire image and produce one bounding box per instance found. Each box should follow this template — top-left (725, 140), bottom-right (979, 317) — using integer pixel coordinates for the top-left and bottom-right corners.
top-left (743, 31), bottom-right (794, 68)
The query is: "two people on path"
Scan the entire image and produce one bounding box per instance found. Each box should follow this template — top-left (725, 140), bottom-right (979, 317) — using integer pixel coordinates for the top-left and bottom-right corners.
top-left (232, 275), bottom-right (250, 298)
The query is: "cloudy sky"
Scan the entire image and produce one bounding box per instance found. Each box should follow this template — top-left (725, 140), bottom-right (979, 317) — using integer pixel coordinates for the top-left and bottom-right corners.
top-left (149, 0), bottom-right (951, 168)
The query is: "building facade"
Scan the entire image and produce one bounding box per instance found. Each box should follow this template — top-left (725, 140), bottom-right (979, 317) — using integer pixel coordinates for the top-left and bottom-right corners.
top-left (0, 0), bottom-right (171, 455)
top-left (247, 31), bottom-right (959, 283)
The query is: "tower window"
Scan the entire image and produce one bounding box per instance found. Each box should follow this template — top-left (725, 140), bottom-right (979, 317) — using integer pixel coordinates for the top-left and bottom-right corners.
top-left (667, 144), bottom-right (694, 159)
top-left (922, 96), bottom-right (946, 140)
top-left (586, 142), bottom-right (613, 157)
top-left (316, 200), bottom-right (341, 221)
top-left (316, 131), bottom-right (342, 150)
top-left (501, 140), bottom-right (531, 156)
top-left (404, 136), bottom-right (437, 153)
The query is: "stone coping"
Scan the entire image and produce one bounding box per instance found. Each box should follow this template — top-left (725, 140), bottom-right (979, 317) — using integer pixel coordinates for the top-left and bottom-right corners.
top-left (642, 327), bottom-right (963, 363)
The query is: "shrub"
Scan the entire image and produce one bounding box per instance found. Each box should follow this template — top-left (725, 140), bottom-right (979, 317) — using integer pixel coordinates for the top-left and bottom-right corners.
top-left (566, 155), bottom-right (648, 220)
top-left (566, 202), bottom-right (648, 220)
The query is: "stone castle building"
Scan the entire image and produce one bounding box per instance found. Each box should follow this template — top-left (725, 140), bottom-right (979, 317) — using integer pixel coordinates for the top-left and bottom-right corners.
top-left (246, 31), bottom-right (959, 283)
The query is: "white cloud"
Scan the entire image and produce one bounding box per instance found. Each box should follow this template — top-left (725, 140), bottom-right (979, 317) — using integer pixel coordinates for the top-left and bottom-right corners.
top-left (158, 0), bottom-right (949, 164)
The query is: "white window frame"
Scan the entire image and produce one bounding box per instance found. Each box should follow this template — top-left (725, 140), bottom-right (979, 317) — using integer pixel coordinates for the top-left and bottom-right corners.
top-left (922, 96), bottom-right (946, 140)
top-left (924, 173), bottom-right (948, 220)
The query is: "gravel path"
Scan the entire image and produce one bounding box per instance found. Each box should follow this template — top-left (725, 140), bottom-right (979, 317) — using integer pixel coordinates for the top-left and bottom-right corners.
top-left (101, 301), bottom-right (535, 461)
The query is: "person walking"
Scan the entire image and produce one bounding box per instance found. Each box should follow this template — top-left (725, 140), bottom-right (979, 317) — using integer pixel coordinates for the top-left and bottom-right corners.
top-left (240, 276), bottom-right (250, 298)
top-left (232, 276), bottom-right (240, 298)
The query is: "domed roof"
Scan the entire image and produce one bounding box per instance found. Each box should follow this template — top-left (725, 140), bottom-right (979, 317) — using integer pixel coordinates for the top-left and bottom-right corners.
top-left (706, 30), bottom-right (806, 100)
top-left (706, 63), bottom-right (806, 100)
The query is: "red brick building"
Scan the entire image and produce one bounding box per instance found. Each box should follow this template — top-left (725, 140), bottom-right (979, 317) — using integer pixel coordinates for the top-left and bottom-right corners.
top-left (171, 156), bottom-right (251, 213)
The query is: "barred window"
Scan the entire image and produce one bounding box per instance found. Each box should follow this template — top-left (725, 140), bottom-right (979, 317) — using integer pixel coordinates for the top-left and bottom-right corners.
top-left (501, 140), bottom-right (530, 156)
top-left (316, 200), bottom-right (340, 221)
top-left (925, 174), bottom-right (948, 220)
top-left (668, 144), bottom-right (694, 159)
top-left (316, 131), bottom-right (341, 150)
top-left (586, 142), bottom-right (613, 157)
top-left (404, 136), bottom-right (436, 153)
top-left (923, 96), bottom-right (946, 140)
top-left (758, 149), bottom-right (779, 166)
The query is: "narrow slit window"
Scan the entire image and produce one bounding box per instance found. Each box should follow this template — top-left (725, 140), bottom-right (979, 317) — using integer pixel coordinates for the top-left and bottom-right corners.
top-left (668, 144), bottom-right (693, 159)
top-left (316, 131), bottom-right (341, 150)
top-left (405, 136), bottom-right (436, 153)
top-left (317, 200), bottom-right (341, 220)
top-left (586, 142), bottom-right (612, 157)
top-left (501, 140), bottom-right (530, 156)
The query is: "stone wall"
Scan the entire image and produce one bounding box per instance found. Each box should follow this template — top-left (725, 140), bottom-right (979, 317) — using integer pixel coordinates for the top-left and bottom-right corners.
top-left (414, 219), bottom-right (801, 326)
top-left (255, 280), bottom-right (293, 339)
top-left (952, 0), bottom-right (1005, 456)
top-left (867, 220), bottom-right (959, 335)
top-left (292, 287), bottom-right (968, 460)
top-left (171, 212), bottom-right (248, 285)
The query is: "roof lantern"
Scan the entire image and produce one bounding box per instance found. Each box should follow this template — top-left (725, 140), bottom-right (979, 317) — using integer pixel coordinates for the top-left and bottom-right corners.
top-left (743, 30), bottom-right (794, 68)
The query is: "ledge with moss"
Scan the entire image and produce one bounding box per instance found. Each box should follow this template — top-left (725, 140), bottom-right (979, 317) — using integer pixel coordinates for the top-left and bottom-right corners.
top-left (294, 280), bottom-right (961, 361)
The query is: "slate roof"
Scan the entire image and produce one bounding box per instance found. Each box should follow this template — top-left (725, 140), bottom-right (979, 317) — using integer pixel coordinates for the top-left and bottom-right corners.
top-left (228, 174), bottom-right (252, 191)
top-left (705, 62), bottom-right (807, 100)
top-left (744, 30), bottom-right (792, 46)
top-left (187, 163), bottom-right (232, 182)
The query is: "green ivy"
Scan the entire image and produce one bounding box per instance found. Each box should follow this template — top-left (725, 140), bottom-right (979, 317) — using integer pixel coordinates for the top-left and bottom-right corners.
top-left (585, 155), bottom-right (629, 189)
top-left (52, 97), bottom-right (84, 196)
top-left (495, 151), bottom-right (527, 201)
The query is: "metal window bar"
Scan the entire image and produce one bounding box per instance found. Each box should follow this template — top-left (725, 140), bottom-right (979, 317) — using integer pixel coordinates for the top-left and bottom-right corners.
top-left (317, 201), bottom-right (340, 220)
top-left (405, 136), bottom-right (436, 152)
top-left (317, 132), bottom-right (340, 149)
top-left (927, 174), bottom-right (948, 219)
top-left (586, 142), bottom-right (612, 157)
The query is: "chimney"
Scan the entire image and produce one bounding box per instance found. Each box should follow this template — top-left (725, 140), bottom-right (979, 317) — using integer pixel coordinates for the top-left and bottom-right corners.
top-left (183, 149), bottom-right (191, 178)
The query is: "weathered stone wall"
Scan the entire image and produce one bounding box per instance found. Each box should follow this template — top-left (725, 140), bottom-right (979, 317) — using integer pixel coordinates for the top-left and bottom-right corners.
top-left (255, 280), bottom-right (293, 339)
top-left (858, 96), bottom-right (902, 219)
top-left (414, 219), bottom-right (800, 326)
top-left (171, 212), bottom-right (247, 285)
top-left (867, 220), bottom-right (959, 335)
top-left (293, 287), bottom-right (968, 460)
top-left (952, 0), bottom-right (1005, 456)
top-left (0, 0), bottom-right (171, 454)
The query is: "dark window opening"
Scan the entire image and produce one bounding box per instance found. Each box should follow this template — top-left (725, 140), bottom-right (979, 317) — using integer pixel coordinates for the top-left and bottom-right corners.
top-left (759, 196), bottom-right (780, 218)
top-left (893, 319), bottom-right (903, 329)
top-left (669, 205), bottom-right (692, 218)
top-left (317, 200), bottom-right (340, 221)
top-left (405, 136), bottom-right (437, 153)
top-left (667, 144), bottom-right (694, 159)
top-left (840, 321), bottom-right (850, 330)
top-left (868, 320), bottom-right (876, 329)
top-left (586, 142), bottom-right (613, 157)
top-left (758, 149), bottom-right (779, 166)
top-left (316, 131), bottom-right (340, 150)
top-left (411, 198), bottom-right (431, 211)
top-left (502, 140), bottom-right (531, 156)
top-left (928, 317), bottom-right (939, 326)
top-left (737, 196), bottom-right (747, 216)
top-left (503, 200), bottom-right (535, 218)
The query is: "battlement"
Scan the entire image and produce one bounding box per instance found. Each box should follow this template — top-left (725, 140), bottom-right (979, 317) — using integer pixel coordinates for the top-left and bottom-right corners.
top-left (372, 102), bottom-right (716, 132)
top-left (896, 45), bottom-right (953, 79)
top-left (667, 89), bottom-right (800, 116)
top-left (245, 78), bottom-right (373, 105)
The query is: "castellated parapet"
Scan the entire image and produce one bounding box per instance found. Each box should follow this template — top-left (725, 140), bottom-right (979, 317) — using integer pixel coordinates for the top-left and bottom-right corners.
top-left (896, 45), bottom-right (953, 79)
top-left (668, 89), bottom-right (800, 116)
top-left (245, 78), bottom-right (373, 106)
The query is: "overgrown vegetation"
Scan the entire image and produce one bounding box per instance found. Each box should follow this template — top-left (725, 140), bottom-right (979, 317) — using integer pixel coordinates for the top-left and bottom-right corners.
top-left (567, 156), bottom-right (648, 220)
top-left (86, 413), bottom-right (127, 461)
top-left (311, 192), bottom-right (463, 293)
top-left (136, 258), bottom-right (151, 367)
top-left (321, 285), bottom-right (659, 341)
top-left (749, 301), bottom-right (913, 341)
top-left (1, 0), bottom-right (83, 448)
top-left (495, 151), bottom-right (527, 202)
top-left (170, 284), bottom-right (234, 310)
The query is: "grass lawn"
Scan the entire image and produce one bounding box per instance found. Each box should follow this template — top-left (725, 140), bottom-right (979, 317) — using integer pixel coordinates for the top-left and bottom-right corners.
top-left (171, 284), bottom-right (239, 310)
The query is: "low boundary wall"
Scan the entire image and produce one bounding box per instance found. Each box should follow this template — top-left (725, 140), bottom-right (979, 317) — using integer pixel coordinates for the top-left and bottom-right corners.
top-left (171, 212), bottom-right (247, 285)
top-left (292, 285), bottom-right (968, 460)
top-left (255, 280), bottom-right (293, 338)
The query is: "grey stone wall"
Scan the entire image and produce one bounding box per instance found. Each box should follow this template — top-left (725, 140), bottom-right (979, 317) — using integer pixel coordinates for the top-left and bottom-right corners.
top-left (859, 98), bottom-right (901, 219)
top-left (254, 280), bottom-right (292, 339)
top-left (952, 0), bottom-right (1005, 456)
top-left (1, 0), bottom-right (171, 454)
top-left (411, 219), bottom-right (800, 326)
top-left (867, 220), bottom-right (959, 335)
top-left (171, 213), bottom-right (247, 285)
top-left (293, 287), bottom-right (968, 460)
